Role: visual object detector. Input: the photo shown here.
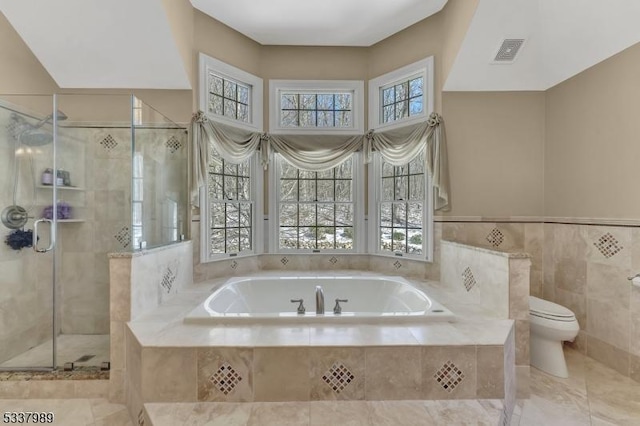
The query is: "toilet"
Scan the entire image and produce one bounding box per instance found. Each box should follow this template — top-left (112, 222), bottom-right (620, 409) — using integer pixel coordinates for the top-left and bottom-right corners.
top-left (529, 296), bottom-right (580, 378)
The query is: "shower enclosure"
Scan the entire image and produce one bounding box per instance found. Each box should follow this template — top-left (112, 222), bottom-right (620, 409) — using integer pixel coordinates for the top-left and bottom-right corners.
top-left (0, 94), bottom-right (187, 371)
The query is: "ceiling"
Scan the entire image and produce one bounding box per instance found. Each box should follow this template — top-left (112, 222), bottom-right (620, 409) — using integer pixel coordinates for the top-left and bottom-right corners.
top-left (190, 0), bottom-right (448, 46)
top-left (2, 0), bottom-right (640, 91)
top-left (0, 0), bottom-right (191, 89)
top-left (444, 0), bottom-right (640, 91)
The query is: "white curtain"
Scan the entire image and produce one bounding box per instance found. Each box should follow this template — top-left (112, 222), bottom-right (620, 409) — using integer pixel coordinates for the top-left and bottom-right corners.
top-left (265, 133), bottom-right (363, 172)
top-left (365, 113), bottom-right (450, 211)
top-left (190, 111), bottom-right (450, 211)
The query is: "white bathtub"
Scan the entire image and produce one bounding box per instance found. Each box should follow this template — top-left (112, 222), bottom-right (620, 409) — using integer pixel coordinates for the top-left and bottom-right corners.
top-left (184, 276), bottom-right (455, 324)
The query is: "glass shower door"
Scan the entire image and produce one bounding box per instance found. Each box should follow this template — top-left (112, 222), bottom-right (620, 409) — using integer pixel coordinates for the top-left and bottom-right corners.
top-left (0, 95), bottom-right (56, 370)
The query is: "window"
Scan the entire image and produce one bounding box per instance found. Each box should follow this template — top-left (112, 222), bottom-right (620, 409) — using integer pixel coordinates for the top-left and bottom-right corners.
top-left (280, 92), bottom-right (352, 128)
top-left (270, 155), bottom-right (364, 252)
top-left (270, 80), bottom-right (364, 134)
top-left (132, 153), bottom-right (143, 249)
top-left (369, 152), bottom-right (433, 260)
top-left (369, 57), bottom-right (433, 130)
top-left (202, 147), bottom-right (262, 261)
top-left (208, 75), bottom-right (250, 123)
top-left (367, 57), bottom-right (434, 260)
top-left (381, 76), bottom-right (423, 124)
top-left (199, 53), bottom-right (263, 132)
top-left (199, 54), bottom-right (264, 262)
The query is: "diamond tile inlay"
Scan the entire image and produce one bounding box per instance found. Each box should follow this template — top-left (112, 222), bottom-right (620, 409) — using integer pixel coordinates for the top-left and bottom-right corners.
top-left (114, 226), bottom-right (131, 248)
top-left (230, 260), bottom-right (238, 269)
top-left (166, 135), bottom-right (183, 153)
top-left (434, 360), bottom-right (465, 393)
top-left (394, 260), bottom-right (402, 269)
top-left (594, 232), bottom-right (623, 258)
top-left (329, 256), bottom-right (338, 264)
top-left (281, 256), bottom-right (289, 265)
top-left (160, 267), bottom-right (176, 294)
top-left (99, 134), bottom-right (118, 151)
top-left (210, 362), bottom-right (243, 395)
top-left (462, 267), bottom-right (476, 292)
top-left (486, 228), bottom-right (504, 247)
top-left (322, 362), bottom-right (355, 394)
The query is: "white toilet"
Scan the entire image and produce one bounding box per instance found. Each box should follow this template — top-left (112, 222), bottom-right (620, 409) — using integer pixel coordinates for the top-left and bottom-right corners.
top-left (529, 296), bottom-right (580, 378)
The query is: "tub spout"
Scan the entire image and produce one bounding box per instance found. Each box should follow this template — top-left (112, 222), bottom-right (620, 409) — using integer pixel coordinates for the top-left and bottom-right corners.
top-left (315, 285), bottom-right (324, 315)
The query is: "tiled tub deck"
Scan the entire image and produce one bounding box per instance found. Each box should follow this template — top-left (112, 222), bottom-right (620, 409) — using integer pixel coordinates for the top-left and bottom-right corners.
top-left (122, 276), bottom-right (517, 425)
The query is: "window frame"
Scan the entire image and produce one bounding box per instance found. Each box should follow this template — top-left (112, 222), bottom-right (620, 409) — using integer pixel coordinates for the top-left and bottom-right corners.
top-left (269, 153), bottom-right (365, 254)
top-left (269, 80), bottom-right (365, 135)
top-left (368, 153), bottom-right (434, 262)
top-left (368, 57), bottom-right (434, 131)
top-left (199, 52), bottom-right (263, 133)
top-left (200, 152), bottom-right (263, 263)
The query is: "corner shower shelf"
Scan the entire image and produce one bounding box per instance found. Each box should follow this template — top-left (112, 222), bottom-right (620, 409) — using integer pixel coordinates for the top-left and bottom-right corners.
top-left (37, 185), bottom-right (85, 191)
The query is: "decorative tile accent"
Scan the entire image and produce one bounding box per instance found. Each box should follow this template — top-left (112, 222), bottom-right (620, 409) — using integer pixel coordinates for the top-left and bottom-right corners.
top-left (486, 228), bottom-right (504, 247)
top-left (394, 260), bottom-right (402, 269)
top-left (160, 267), bottom-right (176, 294)
top-left (594, 232), bottom-right (623, 258)
top-left (166, 136), bottom-right (183, 153)
top-left (230, 260), bottom-right (238, 269)
top-left (114, 226), bottom-right (131, 248)
top-left (462, 267), bottom-right (476, 292)
top-left (321, 362), bottom-right (355, 394)
top-left (329, 256), bottom-right (338, 265)
top-left (281, 256), bottom-right (289, 265)
top-left (99, 134), bottom-right (118, 151)
top-left (210, 362), bottom-right (243, 395)
top-left (434, 360), bottom-right (465, 393)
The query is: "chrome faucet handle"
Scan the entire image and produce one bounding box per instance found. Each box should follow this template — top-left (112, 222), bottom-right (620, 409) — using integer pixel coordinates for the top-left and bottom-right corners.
top-left (333, 298), bottom-right (348, 315)
top-left (290, 298), bottom-right (305, 314)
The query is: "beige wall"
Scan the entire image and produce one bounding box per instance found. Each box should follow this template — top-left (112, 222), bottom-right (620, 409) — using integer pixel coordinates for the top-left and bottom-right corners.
top-left (545, 42), bottom-right (640, 219)
top-left (442, 92), bottom-right (546, 217)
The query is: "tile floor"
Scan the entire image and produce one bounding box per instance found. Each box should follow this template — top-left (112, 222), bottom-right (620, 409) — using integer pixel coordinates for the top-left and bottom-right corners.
top-left (2, 347), bottom-right (640, 425)
top-left (0, 335), bottom-right (109, 368)
top-left (0, 398), bottom-right (131, 426)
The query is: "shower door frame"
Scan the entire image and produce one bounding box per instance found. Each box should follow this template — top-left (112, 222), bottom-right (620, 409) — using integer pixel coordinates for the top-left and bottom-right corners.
top-left (0, 95), bottom-right (60, 372)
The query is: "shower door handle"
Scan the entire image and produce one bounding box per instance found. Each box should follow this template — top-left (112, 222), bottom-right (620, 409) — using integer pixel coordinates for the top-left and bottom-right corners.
top-left (33, 218), bottom-right (54, 253)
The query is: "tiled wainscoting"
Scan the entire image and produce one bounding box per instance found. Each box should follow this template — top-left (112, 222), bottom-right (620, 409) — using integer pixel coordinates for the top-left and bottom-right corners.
top-left (123, 325), bottom-right (515, 424)
top-left (542, 222), bottom-right (640, 381)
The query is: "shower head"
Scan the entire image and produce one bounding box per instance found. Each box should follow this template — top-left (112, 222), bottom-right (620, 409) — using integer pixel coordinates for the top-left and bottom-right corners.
top-left (12, 109), bottom-right (68, 146)
top-left (19, 129), bottom-right (53, 147)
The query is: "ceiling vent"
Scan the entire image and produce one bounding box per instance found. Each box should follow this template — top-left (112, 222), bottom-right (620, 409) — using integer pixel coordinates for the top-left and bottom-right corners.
top-left (492, 39), bottom-right (525, 63)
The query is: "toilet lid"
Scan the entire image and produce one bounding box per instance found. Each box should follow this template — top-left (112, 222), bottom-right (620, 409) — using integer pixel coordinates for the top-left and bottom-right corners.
top-left (529, 296), bottom-right (575, 319)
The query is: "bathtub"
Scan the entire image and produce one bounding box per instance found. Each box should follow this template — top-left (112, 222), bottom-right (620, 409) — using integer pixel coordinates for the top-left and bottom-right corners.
top-left (183, 275), bottom-right (455, 324)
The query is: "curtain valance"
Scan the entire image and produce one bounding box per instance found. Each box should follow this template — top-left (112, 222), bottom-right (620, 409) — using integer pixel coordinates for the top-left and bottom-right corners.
top-left (190, 111), bottom-right (450, 211)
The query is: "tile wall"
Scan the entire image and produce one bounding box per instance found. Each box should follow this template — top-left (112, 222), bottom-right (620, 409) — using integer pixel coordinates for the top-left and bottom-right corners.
top-left (543, 222), bottom-right (640, 381)
top-left (109, 241), bottom-right (193, 404)
top-left (124, 331), bottom-right (514, 405)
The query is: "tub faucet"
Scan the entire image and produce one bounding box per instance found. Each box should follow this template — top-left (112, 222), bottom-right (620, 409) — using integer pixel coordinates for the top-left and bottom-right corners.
top-left (315, 285), bottom-right (324, 315)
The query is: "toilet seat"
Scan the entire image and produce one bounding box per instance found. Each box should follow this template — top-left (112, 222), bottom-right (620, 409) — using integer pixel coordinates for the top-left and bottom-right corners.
top-left (529, 296), bottom-right (576, 322)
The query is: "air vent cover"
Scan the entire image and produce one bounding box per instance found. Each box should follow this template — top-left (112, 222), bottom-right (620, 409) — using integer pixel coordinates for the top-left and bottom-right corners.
top-left (493, 39), bottom-right (525, 62)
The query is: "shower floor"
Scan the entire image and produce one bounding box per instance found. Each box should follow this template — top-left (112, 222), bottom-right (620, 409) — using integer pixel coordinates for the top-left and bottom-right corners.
top-left (0, 334), bottom-right (109, 369)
